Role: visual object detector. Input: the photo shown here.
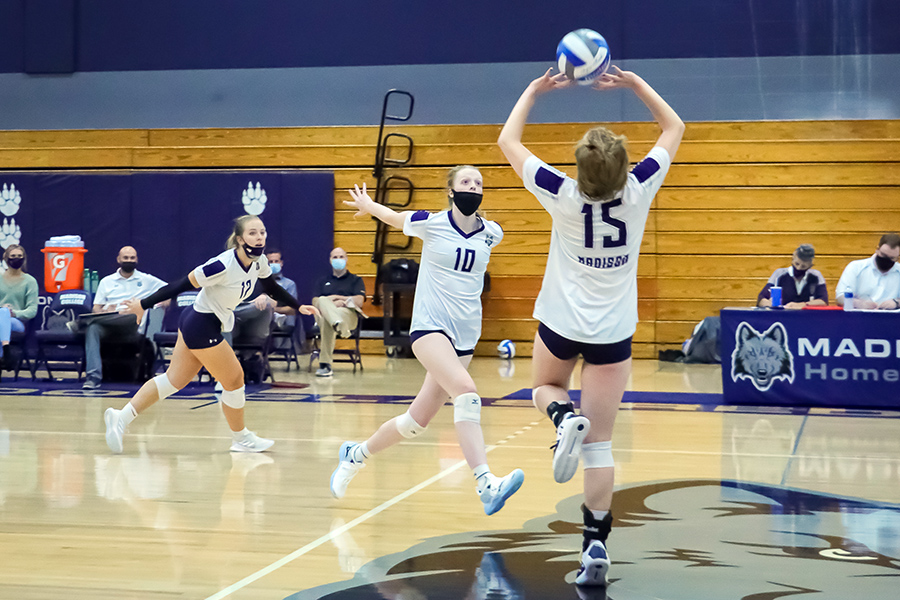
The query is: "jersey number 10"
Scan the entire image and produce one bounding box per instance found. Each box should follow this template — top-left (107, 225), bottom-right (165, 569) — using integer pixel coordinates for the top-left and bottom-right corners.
top-left (454, 248), bottom-right (476, 272)
top-left (582, 200), bottom-right (627, 249)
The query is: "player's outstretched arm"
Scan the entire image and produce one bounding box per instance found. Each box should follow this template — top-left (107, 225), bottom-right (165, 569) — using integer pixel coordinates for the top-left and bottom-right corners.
top-left (345, 183), bottom-right (407, 230)
top-left (498, 69), bottom-right (571, 178)
top-left (595, 66), bottom-right (684, 160)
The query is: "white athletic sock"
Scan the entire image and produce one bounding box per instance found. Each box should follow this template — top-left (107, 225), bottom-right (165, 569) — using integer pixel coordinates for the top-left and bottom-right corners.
top-left (121, 402), bottom-right (138, 425)
top-left (232, 427), bottom-right (250, 440)
top-left (473, 464), bottom-right (491, 492)
top-left (591, 509), bottom-right (610, 521)
top-left (350, 442), bottom-right (370, 463)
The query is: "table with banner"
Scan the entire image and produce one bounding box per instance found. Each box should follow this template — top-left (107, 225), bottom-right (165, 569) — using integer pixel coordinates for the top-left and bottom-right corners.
top-left (720, 308), bottom-right (900, 409)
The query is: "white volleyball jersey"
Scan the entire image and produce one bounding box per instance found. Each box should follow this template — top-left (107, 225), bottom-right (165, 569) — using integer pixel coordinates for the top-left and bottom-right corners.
top-left (403, 210), bottom-right (503, 351)
top-left (523, 147), bottom-right (671, 343)
top-left (191, 249), bottom-right (272, 332)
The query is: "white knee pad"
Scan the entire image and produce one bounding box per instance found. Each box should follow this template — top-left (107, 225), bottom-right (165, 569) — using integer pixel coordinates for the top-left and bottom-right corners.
top-left (220, 385), bottom-right (246, 409)
top-left (582, 441), bottom-right (615, 469)
top-left (153, 374), bottom-right (178, 400)
top-left (453, 392), bottom-right (481, 424)
top-left (395, 411), bottom-right (427, 439)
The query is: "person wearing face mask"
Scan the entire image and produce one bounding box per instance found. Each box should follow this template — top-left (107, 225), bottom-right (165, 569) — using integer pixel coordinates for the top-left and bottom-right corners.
top-left (836, 232), bottom-right (900, 310)
top-left (226, 248), bottom-right (299, 369)
top-left (332, 167), bottom-right (525, 518)
top-left (757, 244), bottom-right (828, 309)
top-left (79, 246), bottom-right (168, 390)
top-left (0, 245), bottom-right (39, 369)
top-left (104, 215), bottom-right (319, 454)
top-left (312, 247), bottom-right (366, 377)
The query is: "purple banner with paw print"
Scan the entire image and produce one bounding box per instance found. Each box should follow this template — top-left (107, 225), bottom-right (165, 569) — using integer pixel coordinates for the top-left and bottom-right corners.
top-left (0, 171), bottom-right (333, 305)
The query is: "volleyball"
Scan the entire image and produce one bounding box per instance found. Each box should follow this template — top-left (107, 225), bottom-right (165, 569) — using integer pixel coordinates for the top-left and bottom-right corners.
top-left (556, 29), bottom-right (611, 85)
top-left (497, 339), bottom-right (516, 359)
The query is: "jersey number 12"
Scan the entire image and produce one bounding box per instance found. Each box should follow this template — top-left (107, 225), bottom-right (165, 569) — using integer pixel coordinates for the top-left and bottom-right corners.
top-left (582, 200), bottom-right (627, 249)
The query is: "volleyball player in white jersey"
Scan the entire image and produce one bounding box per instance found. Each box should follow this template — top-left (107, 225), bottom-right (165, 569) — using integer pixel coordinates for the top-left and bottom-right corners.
top-left (102, 215), bottom-right (318, 454)
top-left (330, 168), bottom-right (525, 516)
top-left (499, 66), bottom-right (684, 585)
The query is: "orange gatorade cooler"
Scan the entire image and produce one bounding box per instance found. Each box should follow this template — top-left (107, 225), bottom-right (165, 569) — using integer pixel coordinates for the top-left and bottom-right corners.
top-left (41, 247), bottom-right (88, 293)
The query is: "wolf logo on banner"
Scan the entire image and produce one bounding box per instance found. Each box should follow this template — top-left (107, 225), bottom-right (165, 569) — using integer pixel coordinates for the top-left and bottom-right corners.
top-left (732, 321), bottom-right (794, 391)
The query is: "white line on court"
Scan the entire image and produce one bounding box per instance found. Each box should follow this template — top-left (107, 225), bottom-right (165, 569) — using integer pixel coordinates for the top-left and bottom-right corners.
top-left (203, 425), bottom-right (535, 600)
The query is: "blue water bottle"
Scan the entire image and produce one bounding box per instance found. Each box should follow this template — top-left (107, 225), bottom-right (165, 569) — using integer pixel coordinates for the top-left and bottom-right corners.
top-left (843, 291), bottom-right (854, 311)
top-left (770, 286), bottom-right (782, 308)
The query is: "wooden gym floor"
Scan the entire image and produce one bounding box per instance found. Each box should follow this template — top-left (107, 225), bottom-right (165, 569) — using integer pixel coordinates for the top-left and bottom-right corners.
top-left (1, 357), bottom-right (898, 600)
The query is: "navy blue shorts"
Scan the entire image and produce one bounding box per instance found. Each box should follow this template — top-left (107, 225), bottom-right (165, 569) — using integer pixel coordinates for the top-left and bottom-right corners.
top-left (538, 323), bottom-right (632, 365)
top-left (179, 307), bottom-right (225, 350)
top-left (410, 330), bottom-right (475, 357)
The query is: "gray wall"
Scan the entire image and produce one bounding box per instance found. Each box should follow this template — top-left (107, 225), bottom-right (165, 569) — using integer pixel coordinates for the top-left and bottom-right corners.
top-left (4, 54), bottom-right (899, 131)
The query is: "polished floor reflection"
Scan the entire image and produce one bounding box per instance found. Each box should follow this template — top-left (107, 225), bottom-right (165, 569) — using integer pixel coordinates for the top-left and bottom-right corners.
top-left (0, 357), bottom-right (898, 600)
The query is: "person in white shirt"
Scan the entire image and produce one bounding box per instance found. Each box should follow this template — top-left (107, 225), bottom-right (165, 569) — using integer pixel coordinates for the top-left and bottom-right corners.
top-left (835, 233), bottom-right (900, 310)
top-left (102, 215), bottom-right (317, 454)
top-left (80, 246), bottom-right (167, 390)
top-left (499, 66), bottom-right (684, 587)
top-left (330, 168), bottom-right (525, 517)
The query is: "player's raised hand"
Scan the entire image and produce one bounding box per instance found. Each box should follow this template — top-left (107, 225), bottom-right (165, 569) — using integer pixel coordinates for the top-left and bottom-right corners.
top-left (344, 183), bottom-right (376, 218)
top-left (528, 68), bottom-right (573, 96)
top-left (593, 66), bottom-right (640, 91)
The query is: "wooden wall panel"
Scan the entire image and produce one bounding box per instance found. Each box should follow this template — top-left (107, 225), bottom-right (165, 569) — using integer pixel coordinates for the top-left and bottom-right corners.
top-left (3, 119), bottom-right (897, 358)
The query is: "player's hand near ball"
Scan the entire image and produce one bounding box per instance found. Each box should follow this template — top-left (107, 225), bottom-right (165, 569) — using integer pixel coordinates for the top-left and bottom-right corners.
top-left (592, 66), bottom-right (640, 91)
top-left (527, 68), bottom-right (573, 96)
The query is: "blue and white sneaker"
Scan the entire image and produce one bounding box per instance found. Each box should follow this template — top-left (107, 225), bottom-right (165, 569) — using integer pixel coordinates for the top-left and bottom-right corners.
top-left (552, 413), bottom-right (590, 483)
top-left (575, 539), bottom-right (610, 586)
top-left (479, 469), bottom-right (524, 516)
top-left (330, 441), bottom-right (365, 499)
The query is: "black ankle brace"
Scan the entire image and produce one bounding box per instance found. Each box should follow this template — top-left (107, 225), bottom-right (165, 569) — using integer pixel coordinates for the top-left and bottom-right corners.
top-left (547, 401), bottom-right (575, 428)
top-left (581, 504), bottom-right (613, 550)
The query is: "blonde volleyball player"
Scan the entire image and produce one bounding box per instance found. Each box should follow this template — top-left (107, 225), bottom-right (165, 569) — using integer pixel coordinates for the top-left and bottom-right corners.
top-left (103, 215), bottom-right (318, 454)
top-left (499, 67), bottom-right (684, 585)
top-left (331, 168), bottom-right (524, 515)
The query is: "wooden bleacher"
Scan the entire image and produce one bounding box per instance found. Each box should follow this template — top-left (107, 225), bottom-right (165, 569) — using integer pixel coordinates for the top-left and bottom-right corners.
top-left (2, 120), bottom-right (898, 358)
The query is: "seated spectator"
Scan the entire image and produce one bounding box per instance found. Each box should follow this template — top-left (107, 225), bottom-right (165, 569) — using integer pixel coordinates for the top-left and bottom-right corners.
top-left (836, 233), bottom-right (900, 310)
top-left (80, 246), bottom-right (167, 389)
top-left (252, 248), bottom-right (299, 348)
top-left (757, 244), bottom-right (828, 309)
top-left (0, 245), bottom-right (39, 368)
top-left (312, 247), bottom-right (366, 378)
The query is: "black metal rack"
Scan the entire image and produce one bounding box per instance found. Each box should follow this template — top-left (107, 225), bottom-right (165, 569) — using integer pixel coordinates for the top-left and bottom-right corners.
top-left (370, 89), bottom-right (415, 306)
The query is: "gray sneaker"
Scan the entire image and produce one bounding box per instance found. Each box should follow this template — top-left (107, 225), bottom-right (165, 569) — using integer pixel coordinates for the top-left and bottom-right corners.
top-left (316, 365), bottom-right (333, 378)
top-left (83, 378), bottom-right (101, 390)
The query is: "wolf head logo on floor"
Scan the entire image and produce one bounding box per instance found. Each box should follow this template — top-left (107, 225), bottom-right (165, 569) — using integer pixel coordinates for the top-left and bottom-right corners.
top-left (290, 480), bottom-right (899, 600)
top-left (732, 321), bottom-right (794, 391)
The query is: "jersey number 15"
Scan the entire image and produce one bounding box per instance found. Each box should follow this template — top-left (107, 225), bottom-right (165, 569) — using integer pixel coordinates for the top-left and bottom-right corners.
top-left (582, 199), bottom-right (627, 249)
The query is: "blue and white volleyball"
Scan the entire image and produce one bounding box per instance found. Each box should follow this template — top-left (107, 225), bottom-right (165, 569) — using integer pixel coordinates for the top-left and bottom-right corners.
top-left (497, 339), bottom-right (516, 359)
top-left (556, 28), bottom-right (611, 85)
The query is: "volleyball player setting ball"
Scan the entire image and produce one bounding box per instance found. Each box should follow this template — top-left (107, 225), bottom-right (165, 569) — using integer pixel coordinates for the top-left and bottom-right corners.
top-left (104, 215), bottom-right (318, 454)
top-left (331, 171), bottom-right (525, 516)
top-left (498, 33), bottom-right (685, 586)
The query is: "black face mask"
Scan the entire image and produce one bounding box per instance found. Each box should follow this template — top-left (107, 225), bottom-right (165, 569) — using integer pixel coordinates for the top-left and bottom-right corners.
top-left (243, 243), bottom-right (265, 259)
top-left (792, 266), bottom-right (808, 279)
top-left (6, 257), bottom-right (24, 270)
top-left (451, 191), bottom-right (483, 217)
top-left (120, 261), bottom-right (137, 274)
top-left (875, 254), bottom-right (895, 272)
